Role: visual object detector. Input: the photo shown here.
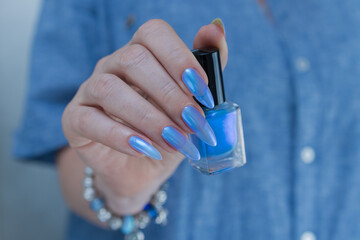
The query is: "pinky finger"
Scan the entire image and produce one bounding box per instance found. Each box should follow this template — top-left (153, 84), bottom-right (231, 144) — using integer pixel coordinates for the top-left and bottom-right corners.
top-left (71, 106), bottom-right (162, 160)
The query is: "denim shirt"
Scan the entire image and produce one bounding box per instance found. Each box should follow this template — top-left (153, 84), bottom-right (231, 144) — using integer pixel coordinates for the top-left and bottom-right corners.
top-left (14, 0), bottom-right (360, 239)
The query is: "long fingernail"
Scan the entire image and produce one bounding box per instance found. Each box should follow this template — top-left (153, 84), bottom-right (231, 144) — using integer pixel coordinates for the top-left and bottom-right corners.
top-left (161, 126), bottom-right (200, 160)
top-left (182, 68), bottom-right (215, 109)
top-left (129, 136), bottom-right (162, 160)
top-left (211, 18), bottom-right (226, 37)
top-left (182, 106), bottom-right (217, 146)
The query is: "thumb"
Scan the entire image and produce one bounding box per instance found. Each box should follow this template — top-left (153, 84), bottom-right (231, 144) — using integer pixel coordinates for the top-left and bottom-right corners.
top-left (193, 18), bottom-right (228, 70)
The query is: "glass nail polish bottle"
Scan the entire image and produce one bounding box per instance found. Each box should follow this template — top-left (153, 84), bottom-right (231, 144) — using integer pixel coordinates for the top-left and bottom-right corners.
top-left (188, 48), bottom-right (246, 175)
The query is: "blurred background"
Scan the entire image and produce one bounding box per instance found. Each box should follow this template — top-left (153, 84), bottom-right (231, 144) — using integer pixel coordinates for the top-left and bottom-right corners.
top-left (0, 1), bottom-right (67, 239)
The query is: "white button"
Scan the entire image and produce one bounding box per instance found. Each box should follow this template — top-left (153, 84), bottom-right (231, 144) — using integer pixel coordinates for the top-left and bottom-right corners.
top-left (295, 57), bottom-right (310, 72)
top-left (301, 147), bottom-right (315, 164)
top-left (301, 231), bottom-right (316, 240)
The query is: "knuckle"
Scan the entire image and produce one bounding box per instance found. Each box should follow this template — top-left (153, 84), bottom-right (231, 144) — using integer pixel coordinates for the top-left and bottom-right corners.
top-left (146, 18), bottom-right (168, 26)
top-left (137, 107), bottom-right (154, 126)
top-left (65, 106), bottom-right (78, 131)
top-left (61, 105), bottom-right (73, 134)
top-left (168, 45), bottom-right (187, 64)
top-left (144, 19), bottom-right (168, 29)
top-left (94, 56), bottom-right (109, 72)
top-left (77, 81), bottom-right (89, 98)
top-left (135, 19), bottom-right (169, 40)
top-left (102, 123), bottom-right (119, 145)
top-left (87, 74), bottom-right (117, 102)
top-left (62, 103), bottom-right (71, 122)
top-left (115, 44), bottom-right (148, 70)
top-left (75, 109), bottom-right (94, 136)
top-left (160, 81), bottom-right (179, 103)
top-left (63, 104), bottom-right (92, 139)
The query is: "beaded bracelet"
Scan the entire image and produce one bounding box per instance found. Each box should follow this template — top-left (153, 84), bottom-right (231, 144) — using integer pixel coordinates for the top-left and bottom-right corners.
top-left (83, 166), bottom-right (168, 240)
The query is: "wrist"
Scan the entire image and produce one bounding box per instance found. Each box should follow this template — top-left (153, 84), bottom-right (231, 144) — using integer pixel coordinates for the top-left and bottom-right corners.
top-left (94, 173), bottom-right (163, 215)
top-left (83, 166), bottom-right (168, 238)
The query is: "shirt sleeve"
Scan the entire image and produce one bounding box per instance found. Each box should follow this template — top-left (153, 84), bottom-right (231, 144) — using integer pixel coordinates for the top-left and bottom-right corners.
top-left (13, 0), bottom-right (105, 164)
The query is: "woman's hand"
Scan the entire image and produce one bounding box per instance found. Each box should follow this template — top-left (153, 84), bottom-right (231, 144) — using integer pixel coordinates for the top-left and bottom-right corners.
top-left (61, 19), bottom-right (228, 218)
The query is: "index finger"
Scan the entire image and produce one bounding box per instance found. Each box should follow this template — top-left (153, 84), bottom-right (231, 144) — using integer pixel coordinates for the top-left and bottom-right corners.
top-left (130, 19), bottom-right (215, 109)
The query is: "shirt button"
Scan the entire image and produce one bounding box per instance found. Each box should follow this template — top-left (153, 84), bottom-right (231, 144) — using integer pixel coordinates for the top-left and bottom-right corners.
top-left (295, 57), bottom-right (310, 72)
top-left (301, 231), bottom-right (316, 240)
top-left (301, 147), bottom-right (315, 164)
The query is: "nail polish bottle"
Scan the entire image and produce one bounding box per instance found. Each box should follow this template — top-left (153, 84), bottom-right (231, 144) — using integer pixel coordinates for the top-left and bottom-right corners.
top-left (188, 48), bottom-right (246, 175)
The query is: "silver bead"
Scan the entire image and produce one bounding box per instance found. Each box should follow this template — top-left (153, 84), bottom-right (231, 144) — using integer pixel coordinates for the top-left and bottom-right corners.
top-left (85, 166), bottom-right (93, 176)
top-left (83, 187), bottom-right (95, 201)
top-left (136, 212), bottom-right (150, 229)
top-left (155, 208), bottom-right (168, 225)
top-left (97, 208), bottom-right (112, 222)
top-left (153, 190), bottom-right (167, 206)
top-left (83, 177), bottom-right (93, 188)
top-left (125, 230), bottom-right (145, 240)
top-left (109, 217), bottom-right (122, 230)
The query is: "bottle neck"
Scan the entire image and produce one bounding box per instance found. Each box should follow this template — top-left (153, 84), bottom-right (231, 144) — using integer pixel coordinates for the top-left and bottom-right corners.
top-left (192, 48), bottom-right (226, 109)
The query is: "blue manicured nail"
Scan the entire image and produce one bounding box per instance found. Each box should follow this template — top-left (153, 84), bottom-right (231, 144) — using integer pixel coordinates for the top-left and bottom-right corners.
top-left (129, 136), bottom-right (162, 160)
top-left (182, 68), bottom-right (215, 108)
top-left (182, 105), bottom-right (217, 146)
top-left (161, 126), bottom-right (200, 160)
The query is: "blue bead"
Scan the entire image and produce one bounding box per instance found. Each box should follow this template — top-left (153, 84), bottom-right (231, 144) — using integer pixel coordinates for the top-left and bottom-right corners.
top-left (143, 203), bottom-right (151, 211)
top-left (121, 216), bottom-right (134, 234)
top-left (147, 206), bottom-right (158, 219)
top-left (90, 198), bottom-right (104, 212)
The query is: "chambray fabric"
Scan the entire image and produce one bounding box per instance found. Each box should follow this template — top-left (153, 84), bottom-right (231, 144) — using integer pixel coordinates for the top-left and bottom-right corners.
top-left (13, 0), bottom-right (360, 239)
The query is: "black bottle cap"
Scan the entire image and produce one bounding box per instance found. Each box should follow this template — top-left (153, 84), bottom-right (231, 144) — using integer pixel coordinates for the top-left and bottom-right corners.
top-left (192, 48), bottom-right (226, 108)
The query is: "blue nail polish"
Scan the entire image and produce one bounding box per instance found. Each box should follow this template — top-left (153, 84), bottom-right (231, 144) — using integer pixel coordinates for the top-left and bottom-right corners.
top-left (188, 49), bottom-right (246, 175)
top-left (182, 105), bottom-right (217, 146)
top-left (129, 136), bottom-right (162, 160)
top-left (182, 68), bottom-right (215, 108)
top-left (161, 126), bottom-right (200, 160)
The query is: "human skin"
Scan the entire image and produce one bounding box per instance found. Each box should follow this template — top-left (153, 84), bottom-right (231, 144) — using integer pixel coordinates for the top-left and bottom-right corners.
top-left (58, 19), bottom-right (228, 227)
